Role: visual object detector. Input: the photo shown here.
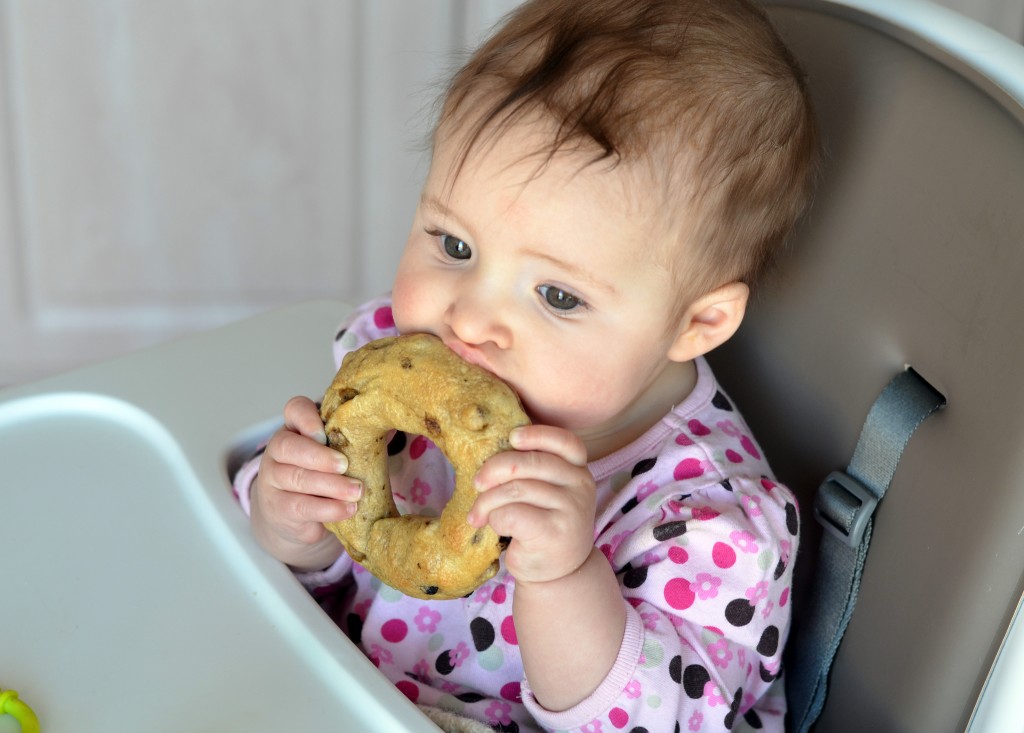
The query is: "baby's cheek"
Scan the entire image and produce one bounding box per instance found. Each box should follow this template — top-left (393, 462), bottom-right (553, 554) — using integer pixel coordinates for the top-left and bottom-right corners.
top-left (389, 274), bottom-right (423, 334)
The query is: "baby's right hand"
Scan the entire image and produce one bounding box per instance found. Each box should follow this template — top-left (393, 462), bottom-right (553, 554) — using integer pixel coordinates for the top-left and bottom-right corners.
top-left (250, 395), bottom-right (362, 571)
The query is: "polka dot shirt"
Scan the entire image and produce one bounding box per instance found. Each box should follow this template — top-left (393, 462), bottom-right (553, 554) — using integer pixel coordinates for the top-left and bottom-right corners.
top-left (235, 296), bottom-right (799, 733)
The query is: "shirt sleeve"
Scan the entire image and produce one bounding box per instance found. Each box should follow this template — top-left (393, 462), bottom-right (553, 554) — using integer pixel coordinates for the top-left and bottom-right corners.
top-left (332, 295), bottom-right (400, 369)
top-left (524, 475), bottom-right (796, 733)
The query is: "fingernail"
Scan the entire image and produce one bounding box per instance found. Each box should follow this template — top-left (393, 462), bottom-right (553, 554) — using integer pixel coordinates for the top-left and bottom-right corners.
top-left (336, 454), bottom-right (349, 474)
top-left (349, 481), bottom-right (363, 500)
top-left (313, 430), bottom-right (328, 446)
top-left (509, 427), bottom-right (524, 448)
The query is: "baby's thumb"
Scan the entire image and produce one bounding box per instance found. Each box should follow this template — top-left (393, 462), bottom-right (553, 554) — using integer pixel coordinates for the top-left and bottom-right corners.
top-left (283, 395), bottom-right (328, 444)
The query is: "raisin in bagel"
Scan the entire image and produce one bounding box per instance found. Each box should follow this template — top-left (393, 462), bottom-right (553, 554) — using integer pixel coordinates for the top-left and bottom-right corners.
top-left (319, 333), bottom-right (530, 600)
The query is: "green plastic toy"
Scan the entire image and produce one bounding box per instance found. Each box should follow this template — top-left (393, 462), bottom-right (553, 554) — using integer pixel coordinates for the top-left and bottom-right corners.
top-left (0, 690), bottom-right (39, 733)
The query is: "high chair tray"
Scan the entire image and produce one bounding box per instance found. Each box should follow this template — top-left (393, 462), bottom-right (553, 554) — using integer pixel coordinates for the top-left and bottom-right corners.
top-left (0, 301), bottom-right (437, 733)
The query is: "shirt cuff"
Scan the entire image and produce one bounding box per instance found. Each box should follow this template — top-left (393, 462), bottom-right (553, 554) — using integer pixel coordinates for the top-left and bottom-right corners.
top-left (522, 597), bottom-right (644, 731)
top-left (292, 550), bottom-right (354, 590)
top-left (232, 454), bottom-right (262, 516)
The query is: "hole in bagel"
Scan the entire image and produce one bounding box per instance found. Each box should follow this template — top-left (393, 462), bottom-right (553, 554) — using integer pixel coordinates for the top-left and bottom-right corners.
top-left (384, 430), bottom-right (455, 520)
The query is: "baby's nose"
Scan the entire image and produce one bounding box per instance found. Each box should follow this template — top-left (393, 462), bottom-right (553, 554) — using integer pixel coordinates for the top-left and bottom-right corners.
top-left (446, 287), bottom-right (512, 349)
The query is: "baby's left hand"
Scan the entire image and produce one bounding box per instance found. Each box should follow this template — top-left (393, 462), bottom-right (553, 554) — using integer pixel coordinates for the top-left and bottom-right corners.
top-left (468, 424), bottom-right (595, 584)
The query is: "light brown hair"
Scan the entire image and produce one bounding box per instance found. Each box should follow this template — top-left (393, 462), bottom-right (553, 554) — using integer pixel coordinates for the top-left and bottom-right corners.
top-left (436, 0), bottom-right (819, 302)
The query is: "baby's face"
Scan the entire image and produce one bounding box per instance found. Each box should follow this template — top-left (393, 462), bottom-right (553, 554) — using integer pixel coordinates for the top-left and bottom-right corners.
top-left (392, 121), bottom-right (691, 438)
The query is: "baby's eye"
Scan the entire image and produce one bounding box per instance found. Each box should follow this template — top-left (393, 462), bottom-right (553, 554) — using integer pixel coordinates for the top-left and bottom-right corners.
top-left (537, 285), bottom-right (585, 311)
top-left (441, 233), bottom-right (472, 260)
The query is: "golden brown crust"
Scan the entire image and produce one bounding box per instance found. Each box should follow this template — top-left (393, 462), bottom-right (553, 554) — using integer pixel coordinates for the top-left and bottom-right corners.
top-left (319, 333), bottom-right (530, 600)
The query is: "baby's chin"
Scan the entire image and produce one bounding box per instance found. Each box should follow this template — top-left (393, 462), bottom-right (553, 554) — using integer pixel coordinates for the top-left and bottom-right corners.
top-left (517, 395), bottom-right (553, 428)
top-left (520, 398), bottom-right (597, 434)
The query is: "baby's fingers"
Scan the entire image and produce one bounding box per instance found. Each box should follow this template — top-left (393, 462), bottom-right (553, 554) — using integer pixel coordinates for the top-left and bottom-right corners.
top-left (267, 428), bottom-right (348, 476)
top-left (269, 458), bottom-right (363, 504)
top-left (509, 424), bottom-right (587, 467)
top-left (261, 429), bottom-right (360, 505)
top-left (469, 478), bottom-right (560, 527)
top-left (262, 479), bottom-right (357, 527)
top-left (475, 433), bottom-right (590, 494)
top-left (283, 395), bottom-right (328, 444)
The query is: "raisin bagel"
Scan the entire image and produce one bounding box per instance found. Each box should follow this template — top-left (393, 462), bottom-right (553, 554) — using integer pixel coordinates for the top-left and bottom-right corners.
top-left (319, 333), bottom-right (530, 600)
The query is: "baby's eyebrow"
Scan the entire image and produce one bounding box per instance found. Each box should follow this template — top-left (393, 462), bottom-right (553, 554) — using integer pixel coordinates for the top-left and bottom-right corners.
top-left (421, 194), bottom-right (470, 231)
top-left (421, 193), bottom-right (446, 213)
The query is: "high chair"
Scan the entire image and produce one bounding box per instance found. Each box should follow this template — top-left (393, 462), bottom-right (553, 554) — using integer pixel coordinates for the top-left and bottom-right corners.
top-left (1, 1), bottom-right (1021, 731)
top-left (709, 1), bottom-right (1024, 731)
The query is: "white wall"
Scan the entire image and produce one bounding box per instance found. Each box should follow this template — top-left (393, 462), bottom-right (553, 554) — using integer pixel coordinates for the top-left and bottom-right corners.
top-left (0, 0), bottom-right (521, 385)
top-left (0, 0), bottom-right (1017, 385)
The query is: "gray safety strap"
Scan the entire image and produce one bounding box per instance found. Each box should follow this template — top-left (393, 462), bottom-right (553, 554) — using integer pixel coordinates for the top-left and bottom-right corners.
top-left (787, 367), bottom-right (946, 733)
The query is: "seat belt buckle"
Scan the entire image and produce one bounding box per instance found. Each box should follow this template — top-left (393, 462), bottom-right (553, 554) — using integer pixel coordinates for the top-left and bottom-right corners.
top-left (814, 470), bottom-right (878, 548)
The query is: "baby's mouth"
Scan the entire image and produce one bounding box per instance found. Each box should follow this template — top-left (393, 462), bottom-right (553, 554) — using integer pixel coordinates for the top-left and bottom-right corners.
top-left (443, 339), bottom-right (494, 374)
top-left (443, 338), bottom-right (531, 410)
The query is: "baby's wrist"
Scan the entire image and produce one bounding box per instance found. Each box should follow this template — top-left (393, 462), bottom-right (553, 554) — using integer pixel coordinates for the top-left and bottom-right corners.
top-left (283, 534), bottom-right (344, 573)
top-left (253, 517), bottom-right (342, 571)
top-left (513, 545), bottom-right (603, 593)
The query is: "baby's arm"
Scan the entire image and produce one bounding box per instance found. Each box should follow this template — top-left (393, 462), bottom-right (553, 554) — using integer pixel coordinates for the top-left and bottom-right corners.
top-left (476, 442), bottom-right (795, 730)
top-left (527, 477), bottom-right (794, 732)
top-left (249, 396), bottom-right (362, 571)
top-left (470, 425), bottom-right (626, 712)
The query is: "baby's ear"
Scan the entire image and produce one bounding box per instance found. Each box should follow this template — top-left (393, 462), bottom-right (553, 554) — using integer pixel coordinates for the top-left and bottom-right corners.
top-left (667, 282), bottom-right (749, 362)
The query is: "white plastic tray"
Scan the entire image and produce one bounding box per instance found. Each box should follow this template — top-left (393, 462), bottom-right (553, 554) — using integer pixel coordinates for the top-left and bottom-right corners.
top-left (0, 301), bottom-right (438, 733)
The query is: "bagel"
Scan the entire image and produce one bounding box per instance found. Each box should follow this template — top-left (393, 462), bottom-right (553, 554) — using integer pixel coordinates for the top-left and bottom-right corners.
top-left (319, 333), bottom-right (530, 600)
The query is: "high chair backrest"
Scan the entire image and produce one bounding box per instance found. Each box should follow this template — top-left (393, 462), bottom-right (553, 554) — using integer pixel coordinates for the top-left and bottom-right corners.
top-left (705, 1), bottom-right (1024, 731)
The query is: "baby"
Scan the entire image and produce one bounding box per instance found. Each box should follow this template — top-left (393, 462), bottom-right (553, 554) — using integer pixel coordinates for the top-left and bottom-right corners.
top-left (235, 0), bottom-right (818, 731)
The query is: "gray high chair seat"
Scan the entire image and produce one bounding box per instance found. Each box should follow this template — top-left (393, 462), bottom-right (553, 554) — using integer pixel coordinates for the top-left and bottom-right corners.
top-left (708, 1), bottom-right (1024, 731)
